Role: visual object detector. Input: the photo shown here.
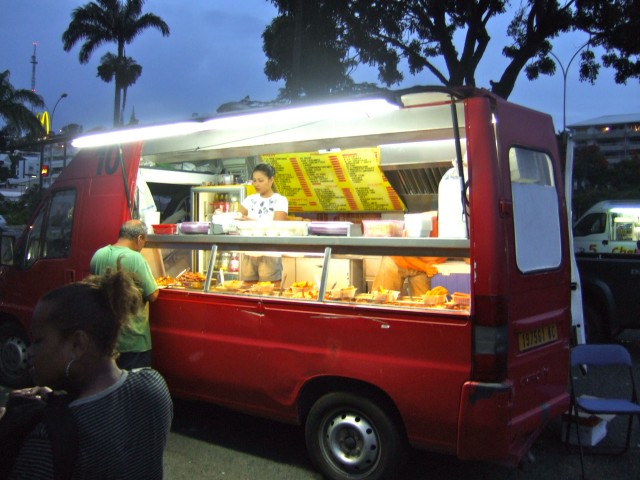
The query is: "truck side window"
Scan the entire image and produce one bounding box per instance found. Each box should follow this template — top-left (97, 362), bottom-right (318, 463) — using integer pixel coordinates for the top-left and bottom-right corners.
top-left (509, 147), bottom-right (561, 272)
top-left (43, 190), bottom-right (76, 259)
top-left (24, 208), bottom-right (45, 268)
top-left (573, 213), bottom-right (606, 237)
top-left (23, 190), bottom-right (77, 267)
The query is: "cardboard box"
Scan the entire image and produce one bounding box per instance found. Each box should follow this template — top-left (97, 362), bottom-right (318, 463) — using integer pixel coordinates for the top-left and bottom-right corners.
top-left (561, 412), bottom-right (608, 447)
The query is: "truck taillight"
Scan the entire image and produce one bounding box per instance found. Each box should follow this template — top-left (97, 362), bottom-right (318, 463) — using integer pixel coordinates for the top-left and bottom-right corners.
top-left (473, 295), bottom-right (508, 382)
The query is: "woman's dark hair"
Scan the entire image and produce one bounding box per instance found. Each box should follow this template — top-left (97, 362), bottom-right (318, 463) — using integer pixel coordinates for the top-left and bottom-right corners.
top-left (253, 163), bottom-right (275, 179)
top-left (39, 269), bottom-right (143, 356)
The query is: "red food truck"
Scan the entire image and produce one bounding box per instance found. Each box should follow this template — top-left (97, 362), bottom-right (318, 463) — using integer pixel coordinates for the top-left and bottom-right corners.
top-left (0, 86), bottom-right (571, 480)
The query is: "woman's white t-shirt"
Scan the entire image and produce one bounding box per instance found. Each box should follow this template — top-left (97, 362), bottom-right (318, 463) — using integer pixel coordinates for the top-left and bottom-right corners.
top-left (242, 193), bottom-right (288, 220)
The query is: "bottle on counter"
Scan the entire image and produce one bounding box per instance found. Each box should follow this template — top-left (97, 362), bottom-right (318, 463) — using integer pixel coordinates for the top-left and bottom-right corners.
top-left (223, 193), bottom-right (230, 213)
top-left (229, 252), bottom-right (240, 273)
top-left (214, 193), bottom-right (225, 214)
top-left (229, 194), bottom-right (239, 212)
top-left (220, 252), bottom-right (231, 270)
top-left (213, 252), bottom-right (222, 271)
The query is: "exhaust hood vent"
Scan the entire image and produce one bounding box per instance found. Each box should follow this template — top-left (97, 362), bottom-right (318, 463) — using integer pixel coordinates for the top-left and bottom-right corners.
top-left (383, 166), bottom-right (450, 213)
top-left (378, 141), bottom-right (465, 213)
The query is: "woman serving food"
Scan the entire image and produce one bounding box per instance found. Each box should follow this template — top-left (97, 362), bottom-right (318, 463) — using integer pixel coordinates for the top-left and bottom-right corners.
top-left (239, 163), bottom-right (288, 286)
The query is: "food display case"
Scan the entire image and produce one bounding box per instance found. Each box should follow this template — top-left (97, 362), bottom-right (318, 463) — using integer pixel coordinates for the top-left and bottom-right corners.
top-left (145, 231), bottom-right (471, 314)
top-left (188, 184), bottom-right (255, 278)
top-left (192, 184), bottom-right (254, 221)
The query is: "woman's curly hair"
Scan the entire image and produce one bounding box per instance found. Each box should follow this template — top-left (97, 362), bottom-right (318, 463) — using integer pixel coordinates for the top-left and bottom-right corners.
top-left (39, 267), bottom-right (143, 357)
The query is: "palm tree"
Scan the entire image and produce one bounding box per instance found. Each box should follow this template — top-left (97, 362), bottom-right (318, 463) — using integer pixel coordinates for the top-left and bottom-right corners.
top-left (62, 0), bottom-right (170, 126)
top-left (0, 70), bottom-right (46, 143)
top-left (97, 53), bottom-right (142, 125)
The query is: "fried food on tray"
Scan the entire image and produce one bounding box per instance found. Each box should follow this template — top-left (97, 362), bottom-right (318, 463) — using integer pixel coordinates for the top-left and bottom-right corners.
top-left (425, 286), bottom-right (448, 296)
top-left (177, 271), bottom-right (206, 283)
top-left (223, 280), bottom-right (245, 290)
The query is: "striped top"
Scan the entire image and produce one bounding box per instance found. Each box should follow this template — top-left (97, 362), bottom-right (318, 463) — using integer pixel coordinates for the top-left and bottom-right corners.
top-left (10, 368), bottom-right (173, 479)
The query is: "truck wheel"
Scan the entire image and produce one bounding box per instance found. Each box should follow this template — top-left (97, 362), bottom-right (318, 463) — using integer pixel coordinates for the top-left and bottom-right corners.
top-left (305, 392), bottom-right (406, 480)
top-left (0, 322), bottom-right (31, 387)
top-left (583, 304), bottom-right (611, 343)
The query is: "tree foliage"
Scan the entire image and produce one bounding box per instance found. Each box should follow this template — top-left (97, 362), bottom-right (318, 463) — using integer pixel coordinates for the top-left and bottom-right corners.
top-left (62, 0), bottom-right (169, 126)
top-left (97, 53), bottom-right (142, 124)
top-left (264, 1), bottom-right (349, 99)
top-left (264, 0), bottom-right (639, 100)
top-left (573, 144), bottom-right (610, 190)
top-left (572, 145), bottom-right (640, 218)
top-left (0, 70), bottom-right (46, 145)
top-left (575, 0), bottom-right (640, 84)
top-left (0, 185), bottom-right (44, 225)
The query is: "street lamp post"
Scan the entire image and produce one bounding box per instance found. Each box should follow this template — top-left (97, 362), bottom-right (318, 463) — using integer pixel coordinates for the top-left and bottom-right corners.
top-left (50, 93), bottom-right (68, 135)
top-left (549, 41), bottom-right (590, 134)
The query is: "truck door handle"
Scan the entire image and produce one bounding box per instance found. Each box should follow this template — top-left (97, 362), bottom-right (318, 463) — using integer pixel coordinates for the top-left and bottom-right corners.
top-left (64, 269), bottom-right (75, 283)
top-left (602, 240), bottom-right (608, 245)
top-left (499, 199), bottom-right (512, 217)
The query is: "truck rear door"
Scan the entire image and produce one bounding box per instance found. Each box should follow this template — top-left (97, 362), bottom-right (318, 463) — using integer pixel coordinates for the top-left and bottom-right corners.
top-left (498, 101), bottom-right (571, 450)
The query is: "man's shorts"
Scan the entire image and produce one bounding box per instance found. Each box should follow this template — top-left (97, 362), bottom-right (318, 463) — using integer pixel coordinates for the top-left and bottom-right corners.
top-left (241, 255), bottom-right (282, 282)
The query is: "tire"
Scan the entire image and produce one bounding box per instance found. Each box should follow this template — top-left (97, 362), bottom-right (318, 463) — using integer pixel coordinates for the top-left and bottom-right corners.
top-left (305, 392), bottom-right (407, 480)
top-left (583, 303), bottom-right (611, 343)
top-left (0, 321), bottom-right (31, 387)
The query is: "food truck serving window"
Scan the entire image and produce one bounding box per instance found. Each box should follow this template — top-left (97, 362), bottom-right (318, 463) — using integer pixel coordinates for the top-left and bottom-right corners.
top-left (509, 147), bottom-right (561, 273)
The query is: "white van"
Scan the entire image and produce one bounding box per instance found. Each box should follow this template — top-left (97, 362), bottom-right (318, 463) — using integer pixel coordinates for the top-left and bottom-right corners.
top-left (573, 200), bottom-right (640, 254)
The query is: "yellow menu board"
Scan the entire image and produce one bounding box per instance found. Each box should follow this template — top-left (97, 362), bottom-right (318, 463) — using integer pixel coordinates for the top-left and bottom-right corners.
top-left (261, 148), bottom-right (405, 213)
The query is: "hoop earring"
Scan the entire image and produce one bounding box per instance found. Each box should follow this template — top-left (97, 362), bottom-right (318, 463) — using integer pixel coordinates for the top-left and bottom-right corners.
top-left (65, 359), bottom-right (75, 378)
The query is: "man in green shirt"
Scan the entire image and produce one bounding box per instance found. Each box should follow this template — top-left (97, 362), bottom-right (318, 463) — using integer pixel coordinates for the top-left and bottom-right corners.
top-left (90, 220), bottom-right (159, 369)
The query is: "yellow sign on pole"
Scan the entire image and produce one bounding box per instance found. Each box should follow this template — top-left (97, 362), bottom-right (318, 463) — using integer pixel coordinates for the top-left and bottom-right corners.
top-left (262, 148), bottom-right (405, 213)
top-left (37, 111), bottom-right (50, 135)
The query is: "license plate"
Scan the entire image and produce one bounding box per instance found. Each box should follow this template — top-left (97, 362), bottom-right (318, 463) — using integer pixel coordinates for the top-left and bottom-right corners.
top-left (518, 324), bottom-right (558, 352)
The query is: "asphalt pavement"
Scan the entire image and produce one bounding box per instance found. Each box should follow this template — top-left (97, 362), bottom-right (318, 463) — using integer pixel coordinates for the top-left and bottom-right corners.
top-left (163, 331), bottom-right (640, 479)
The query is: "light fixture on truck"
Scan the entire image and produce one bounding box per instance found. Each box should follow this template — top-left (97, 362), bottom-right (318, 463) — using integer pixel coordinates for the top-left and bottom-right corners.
top-left (71, 98), bottom-right (399, 149)
top-left (201, 98), bottom-right (399, 131)
top-left (71, 121), bottom-right (203, 149)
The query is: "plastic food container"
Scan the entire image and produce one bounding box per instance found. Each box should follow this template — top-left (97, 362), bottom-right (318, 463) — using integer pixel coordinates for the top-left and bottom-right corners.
top-left (340, 286), bottom-right (357, 299)
top-left (452, 292), bottom-right (471, 306)
top-left (251, 282), bottom-right (275, 294)
top-left (291, 281), bottom-right (315, 294)
top-left (308, 222), bottom-right (353, 236)
top-left (362, 220), bottom-right (404, 237)
top-left (372, 289), bottom-right (400, 303)
top-left (404, 212), bottom-right (435, 238)
top-left (222, 280), bottom-right (245, 291)
top-left (423, 294), bottom-right (447, 306)
top-left (151, 224), bottom-right (177, 235)
top-left (179, 222), bottom-right (209, 234)
top-left (386, 290), bottom-right (400, 302)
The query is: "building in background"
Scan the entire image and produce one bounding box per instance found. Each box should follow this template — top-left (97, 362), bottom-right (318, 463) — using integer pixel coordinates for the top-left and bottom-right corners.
top-left (0, 136), bottom-right (77, 200)
top-left (568, 114), bottom-right (640, 164)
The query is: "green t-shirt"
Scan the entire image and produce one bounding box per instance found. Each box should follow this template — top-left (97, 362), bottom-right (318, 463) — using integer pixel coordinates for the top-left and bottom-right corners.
top-left (90, 245), bottom-right (158, 353)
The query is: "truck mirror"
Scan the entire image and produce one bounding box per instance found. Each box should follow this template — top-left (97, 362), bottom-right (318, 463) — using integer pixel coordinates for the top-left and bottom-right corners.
top-left (1, 234), bottom-right (16, 266)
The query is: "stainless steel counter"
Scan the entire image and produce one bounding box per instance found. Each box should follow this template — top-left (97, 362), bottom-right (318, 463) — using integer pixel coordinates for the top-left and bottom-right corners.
top-left (146, 233), bottom-right (470, 257)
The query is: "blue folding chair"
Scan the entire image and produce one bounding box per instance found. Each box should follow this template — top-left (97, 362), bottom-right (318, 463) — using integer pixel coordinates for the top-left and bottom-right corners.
top-left (567, 344), bottom-right (640, 479)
